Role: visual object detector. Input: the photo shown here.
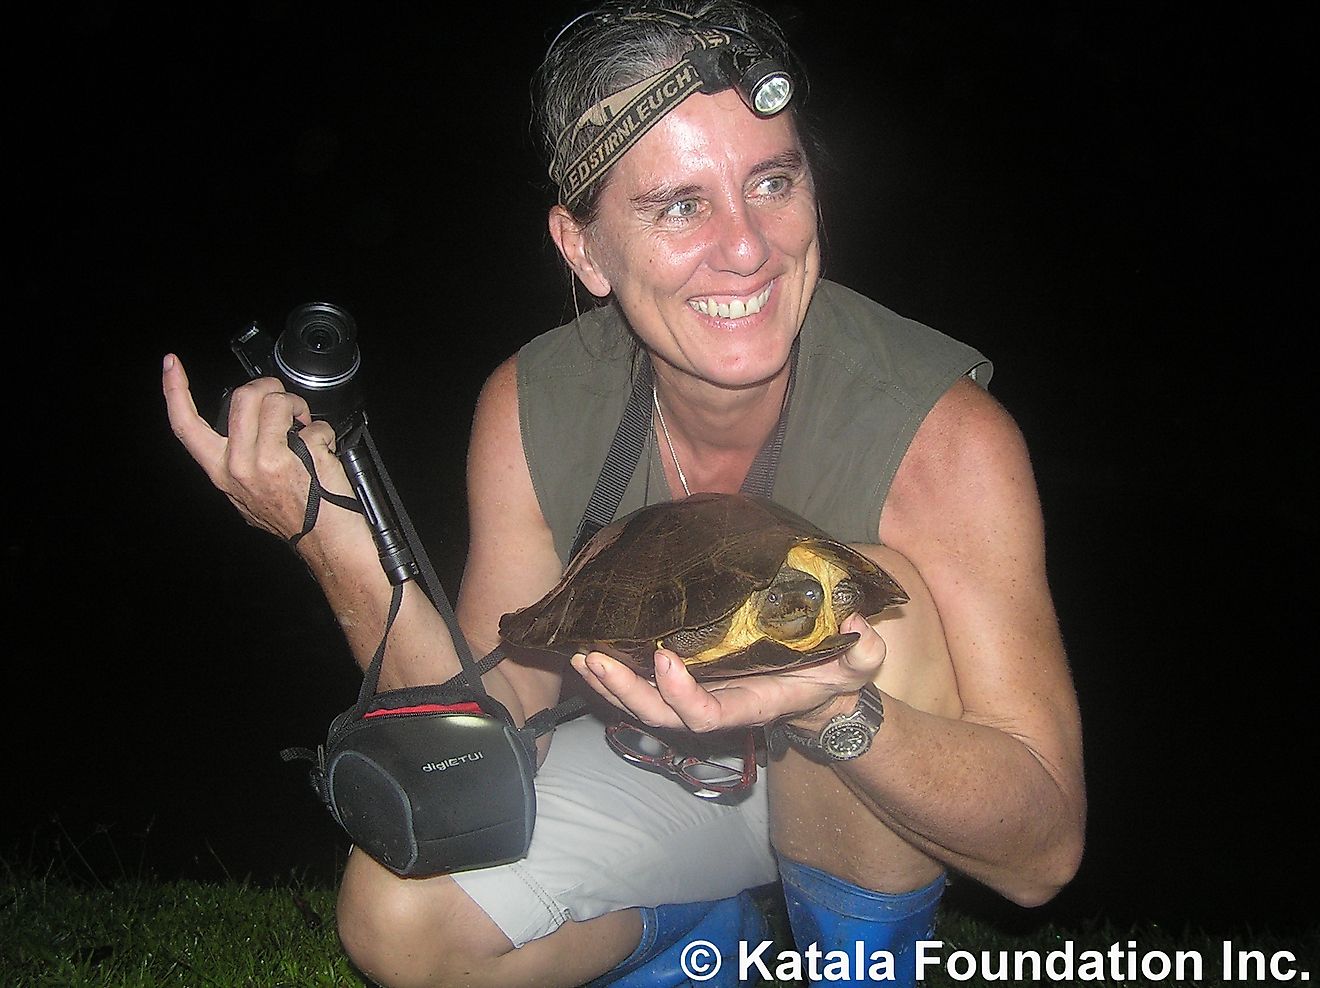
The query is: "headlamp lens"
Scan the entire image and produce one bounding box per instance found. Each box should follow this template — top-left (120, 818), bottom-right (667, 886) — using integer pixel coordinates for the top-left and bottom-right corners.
top-left (752, 73), bottom-right (793, 115)
top-left (725, 47), bottom-right (793, 118)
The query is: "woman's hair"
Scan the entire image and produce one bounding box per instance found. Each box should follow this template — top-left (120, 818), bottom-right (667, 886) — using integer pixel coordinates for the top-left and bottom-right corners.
top-left (533, 0), bottom-right (811, 224)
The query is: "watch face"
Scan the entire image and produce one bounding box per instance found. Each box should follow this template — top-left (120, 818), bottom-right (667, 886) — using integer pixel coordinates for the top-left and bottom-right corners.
top-left (823, 721), bottom-right (873, 760)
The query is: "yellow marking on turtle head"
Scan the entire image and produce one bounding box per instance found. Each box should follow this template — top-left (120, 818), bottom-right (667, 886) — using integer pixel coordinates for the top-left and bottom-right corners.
top-left (678, 545), bottom-right (852, 669)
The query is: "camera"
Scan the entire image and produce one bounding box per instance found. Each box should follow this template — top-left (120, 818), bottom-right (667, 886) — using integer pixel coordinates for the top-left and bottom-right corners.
top-left (224, 302), bottom-right (364, 443)
top-left (220, 302), bottom-right (418, 586)
top-left (221, 303), bottom-right (539, 876)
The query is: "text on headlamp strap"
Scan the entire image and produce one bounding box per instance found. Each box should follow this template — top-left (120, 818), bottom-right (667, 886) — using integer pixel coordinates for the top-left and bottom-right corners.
top-left (554, 57), bottom-right (709, 207)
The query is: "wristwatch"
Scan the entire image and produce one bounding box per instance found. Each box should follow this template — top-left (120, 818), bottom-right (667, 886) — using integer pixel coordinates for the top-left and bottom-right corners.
top-left (777, 684), bottom-right (885, 761)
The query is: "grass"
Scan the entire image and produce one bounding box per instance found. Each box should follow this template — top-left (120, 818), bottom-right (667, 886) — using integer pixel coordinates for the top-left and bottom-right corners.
top-left (4, 826), bottom-right (1315, 986)
top-left (1, 874), bottom-right (355, 987)
top-left (7, 872), bottom-right (1316, 987)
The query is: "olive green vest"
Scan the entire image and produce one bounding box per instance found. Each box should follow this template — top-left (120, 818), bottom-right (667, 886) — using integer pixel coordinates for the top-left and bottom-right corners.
top-left (517, 280), bottom-right (991, 564)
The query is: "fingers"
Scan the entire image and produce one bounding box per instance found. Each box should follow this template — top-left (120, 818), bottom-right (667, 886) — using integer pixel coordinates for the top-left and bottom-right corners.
top-left (253, 393), bottom-right (321, 468)
top-left (163, 352), bottom-right (307, 470)
top-left (836, 613), bottom-right (888, 679)
top-left (223, 378), bottom-right (306, 462)
top-left (163, 354), bottom-right (226, 478)
top-left (162, 353), bottom-right (345, 538)
top-left (572, 649), bottom-right (770, 732)
top-left (652, 651), bottom-right (737, 732)
top-left (571, 652), bottom-right (687, 730)
top-left (570, 622), bottom-right (892, 735)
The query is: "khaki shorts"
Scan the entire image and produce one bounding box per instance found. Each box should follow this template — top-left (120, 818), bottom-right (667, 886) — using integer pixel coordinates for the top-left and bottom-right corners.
top-left (451, 713), bottom-right (776, 947)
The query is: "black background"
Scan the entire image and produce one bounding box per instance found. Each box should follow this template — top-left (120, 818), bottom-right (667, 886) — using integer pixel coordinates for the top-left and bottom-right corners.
top-left (10, 0), bottom-right (1316, 945)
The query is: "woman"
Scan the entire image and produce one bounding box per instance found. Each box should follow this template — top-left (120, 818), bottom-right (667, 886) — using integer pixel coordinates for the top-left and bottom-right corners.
top-left (164, 2), bottom-right (1084, 985)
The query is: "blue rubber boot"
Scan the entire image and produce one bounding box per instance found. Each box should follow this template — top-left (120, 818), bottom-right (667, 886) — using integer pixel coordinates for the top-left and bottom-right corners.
top-left (586, 890), bottom-right (770, 988)
top-left (778, 858), bottom-right (946, 988)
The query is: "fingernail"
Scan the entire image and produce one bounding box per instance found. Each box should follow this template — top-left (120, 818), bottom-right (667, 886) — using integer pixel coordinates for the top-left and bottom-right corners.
top-left (655, 652), bottom-right (671, 674)
top-left (585, 655), bottom-right (607, 677)
top-left (162, 354), bottom-right (175, 372)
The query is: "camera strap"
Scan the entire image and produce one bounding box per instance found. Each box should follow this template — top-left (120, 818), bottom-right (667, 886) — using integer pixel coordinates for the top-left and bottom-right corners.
top-left (285, 430), bottom-right (367, 547)
top-left (500, 341), bottom-right (798, 738)
top-left (280, 422), bottom-right (499, 735)
top-left (280, 421), bottom-right (540, 880)
top-left (355, 424), bottom-right (488, 699)
top-left (574, 341), bottom-right (796, 562)
top-left (284, 337), bottom-right (795, 747)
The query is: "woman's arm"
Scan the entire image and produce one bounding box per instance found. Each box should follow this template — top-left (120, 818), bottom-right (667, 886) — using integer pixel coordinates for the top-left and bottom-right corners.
top-left (457, 356), bottom-right (573, 738)
top-left (572, 379), bottom-right (1085, 905)
top-left (161, 353), bottom-right (556, 725)
top-left (847, 378), bottom-right (1084, 904)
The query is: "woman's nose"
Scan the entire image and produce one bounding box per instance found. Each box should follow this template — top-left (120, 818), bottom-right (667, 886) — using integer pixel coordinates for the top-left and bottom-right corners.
top-left (710, 204), bottom-right (770, 276)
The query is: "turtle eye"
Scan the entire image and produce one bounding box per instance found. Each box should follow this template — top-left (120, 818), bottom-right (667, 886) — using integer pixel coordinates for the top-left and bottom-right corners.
top-left (766, 591), bottom-right (781, 605)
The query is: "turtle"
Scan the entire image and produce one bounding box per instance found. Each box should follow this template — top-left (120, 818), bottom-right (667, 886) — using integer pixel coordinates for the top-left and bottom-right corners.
top-left (498, 492), bottom-right (909, 680)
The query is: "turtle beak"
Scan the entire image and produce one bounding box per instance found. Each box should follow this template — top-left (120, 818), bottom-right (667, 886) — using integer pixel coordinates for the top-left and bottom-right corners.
top-left (872, 573), bottom-right (908, 610)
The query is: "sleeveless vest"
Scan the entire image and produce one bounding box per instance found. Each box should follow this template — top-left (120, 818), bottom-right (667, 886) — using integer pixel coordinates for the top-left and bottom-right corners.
top-left (516, 280), bottom-right (991, 562)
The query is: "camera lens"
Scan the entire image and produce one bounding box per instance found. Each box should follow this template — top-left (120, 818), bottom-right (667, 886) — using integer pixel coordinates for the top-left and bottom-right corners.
top-left (272, 302), bottom-right (364, 432)
top-left (277, 303), bottom-right (360, 389)
top-left (302, 323), bottom-right (340, 352)
top-left (291, 307), bottom-right (349, 355)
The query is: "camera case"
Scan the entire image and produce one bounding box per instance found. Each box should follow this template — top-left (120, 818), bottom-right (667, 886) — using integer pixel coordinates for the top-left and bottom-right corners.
top-left (290, 684), bottom-right (536, 877)
top-left (226, 303), bottom-right (541, 878)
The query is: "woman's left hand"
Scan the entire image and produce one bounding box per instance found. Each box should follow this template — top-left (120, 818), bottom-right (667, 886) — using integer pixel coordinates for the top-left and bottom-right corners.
top-left (570, 613), bottom-right (885, 732)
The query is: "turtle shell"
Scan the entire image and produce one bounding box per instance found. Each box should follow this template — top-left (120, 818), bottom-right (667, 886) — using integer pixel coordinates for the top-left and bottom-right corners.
top-left (498, 492), bottom-right (908, 680)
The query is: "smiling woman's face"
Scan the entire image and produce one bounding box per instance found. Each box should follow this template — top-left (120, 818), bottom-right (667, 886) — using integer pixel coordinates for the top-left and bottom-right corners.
top-left (566, 88), bottom-right (821, 391)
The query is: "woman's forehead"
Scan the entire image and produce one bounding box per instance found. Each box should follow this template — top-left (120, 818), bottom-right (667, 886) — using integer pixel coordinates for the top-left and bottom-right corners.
top-left (607, 89), bottom-right (805, 195)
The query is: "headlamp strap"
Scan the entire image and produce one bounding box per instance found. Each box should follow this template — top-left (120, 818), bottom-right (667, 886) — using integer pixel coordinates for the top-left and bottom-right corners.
top-left (549, 7), bottom-right (793, 208)
top-left (554, 54), bottom-right (712, 208)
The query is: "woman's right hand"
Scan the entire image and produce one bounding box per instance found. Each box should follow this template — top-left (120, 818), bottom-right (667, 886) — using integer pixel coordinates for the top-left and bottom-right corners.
top-left (162, 353), bottom-right (354, 543)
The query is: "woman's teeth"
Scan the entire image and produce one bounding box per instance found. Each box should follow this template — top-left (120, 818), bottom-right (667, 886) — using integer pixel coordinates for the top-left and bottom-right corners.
top-left (689, 284), bottom-right (772, 320)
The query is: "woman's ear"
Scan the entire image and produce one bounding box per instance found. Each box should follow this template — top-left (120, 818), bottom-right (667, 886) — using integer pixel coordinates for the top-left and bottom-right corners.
top-left (548, 205), bottom-right (611, 298)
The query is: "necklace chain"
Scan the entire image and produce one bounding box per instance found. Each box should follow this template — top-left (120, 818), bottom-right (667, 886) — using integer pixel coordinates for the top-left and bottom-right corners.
top-left (652, 382), bottom-right (691, 497)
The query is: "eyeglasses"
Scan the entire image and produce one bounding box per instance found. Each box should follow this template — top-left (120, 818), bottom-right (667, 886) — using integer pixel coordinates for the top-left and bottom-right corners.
top-left (604, 722), bottom-right (758, 799)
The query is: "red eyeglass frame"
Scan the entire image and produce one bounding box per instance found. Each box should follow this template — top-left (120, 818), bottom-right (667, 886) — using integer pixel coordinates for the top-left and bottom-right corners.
top-left (604, 721), bottom-right (758, 799)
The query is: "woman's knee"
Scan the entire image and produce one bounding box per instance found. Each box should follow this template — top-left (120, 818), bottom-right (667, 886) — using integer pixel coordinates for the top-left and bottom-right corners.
top-left (336, 850), bottom-right (512, 988)
top-left (857, 544), bottom-right (963, 719)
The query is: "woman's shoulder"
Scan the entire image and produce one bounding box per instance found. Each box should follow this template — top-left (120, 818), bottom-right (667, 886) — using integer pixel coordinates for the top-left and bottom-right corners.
top-left (805, 280), bottom-right (992, 394)
top-left (516, 302), bottom-right (636, 392)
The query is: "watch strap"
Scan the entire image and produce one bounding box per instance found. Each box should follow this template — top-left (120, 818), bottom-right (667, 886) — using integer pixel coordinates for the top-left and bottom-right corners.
top-left (773, 684), bottom-right (884, 761)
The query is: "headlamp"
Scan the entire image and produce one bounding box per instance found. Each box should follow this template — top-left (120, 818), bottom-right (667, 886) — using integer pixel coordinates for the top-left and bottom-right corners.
top-left (550, 14), bottom-right (798, 208)
top-left (717, 45), bottom-right (793, 118)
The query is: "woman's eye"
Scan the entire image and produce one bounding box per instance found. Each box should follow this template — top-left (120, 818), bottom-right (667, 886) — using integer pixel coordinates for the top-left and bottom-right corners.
top-left (756, 175), bottom-right (791, 198)
top-left (664, 198), bottom-right (701, 219)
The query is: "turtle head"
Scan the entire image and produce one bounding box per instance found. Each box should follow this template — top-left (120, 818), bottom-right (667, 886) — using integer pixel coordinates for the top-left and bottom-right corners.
top-left (752, 566), bottom-right (825, 642)
top-left (830, 578), bottom-right (864, 622)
